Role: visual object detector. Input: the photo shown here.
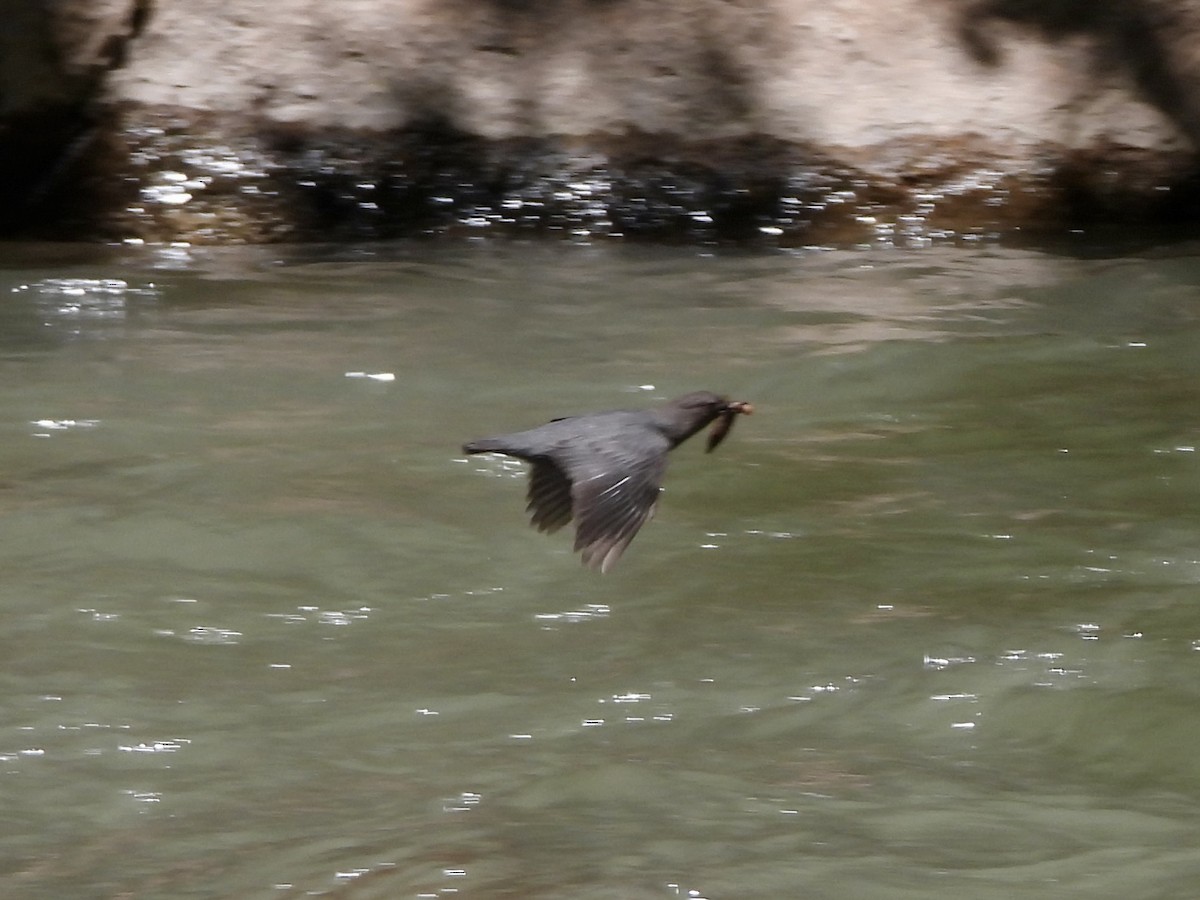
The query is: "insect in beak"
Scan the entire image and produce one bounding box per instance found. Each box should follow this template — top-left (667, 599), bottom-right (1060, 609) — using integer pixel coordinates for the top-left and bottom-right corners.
top-left (706, 400), bottom-right (754, 452)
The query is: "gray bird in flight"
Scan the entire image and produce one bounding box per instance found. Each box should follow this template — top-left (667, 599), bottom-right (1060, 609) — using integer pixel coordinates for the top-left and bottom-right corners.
top-left (463, 391), bottom-right (753, 572)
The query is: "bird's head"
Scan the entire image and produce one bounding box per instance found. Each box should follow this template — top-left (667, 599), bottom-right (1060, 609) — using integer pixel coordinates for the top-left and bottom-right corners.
top-left (658, 391), bottom-right (754, 450)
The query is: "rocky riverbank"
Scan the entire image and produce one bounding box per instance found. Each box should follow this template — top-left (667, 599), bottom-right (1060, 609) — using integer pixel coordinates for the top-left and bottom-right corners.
top-left (5, 0), bottom-right (1200, 244)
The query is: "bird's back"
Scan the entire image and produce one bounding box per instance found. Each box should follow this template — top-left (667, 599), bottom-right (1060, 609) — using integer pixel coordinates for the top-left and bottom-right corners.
top-left (463, 410), bottom-right (654, 461)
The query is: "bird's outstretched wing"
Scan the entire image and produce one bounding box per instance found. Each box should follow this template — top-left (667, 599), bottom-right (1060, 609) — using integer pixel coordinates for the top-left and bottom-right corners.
top-left (552, 433), bottom-right (669, 573)
top-left (526, 459), bottom-right (573, 533)
top-left (467, 412), bottom-right (671, 572)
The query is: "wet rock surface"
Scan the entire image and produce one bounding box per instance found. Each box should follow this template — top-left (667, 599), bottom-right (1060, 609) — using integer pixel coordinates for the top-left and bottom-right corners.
top-left (5, 0), bottom-right (1200, 244)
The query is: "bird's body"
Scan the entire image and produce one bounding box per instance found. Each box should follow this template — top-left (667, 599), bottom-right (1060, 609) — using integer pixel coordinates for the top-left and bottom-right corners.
top-left (463, 391), bottom-right (753, 572)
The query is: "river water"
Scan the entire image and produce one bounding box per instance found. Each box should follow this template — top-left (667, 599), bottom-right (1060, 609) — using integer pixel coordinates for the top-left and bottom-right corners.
top-left (3, 238), bottom-right (1200, 898)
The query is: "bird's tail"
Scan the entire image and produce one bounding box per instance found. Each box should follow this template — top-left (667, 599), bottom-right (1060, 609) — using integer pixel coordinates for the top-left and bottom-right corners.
top-left (462, 437), bottom-right (510, 455)
top-left (463, 425), bottom-right (547, 458)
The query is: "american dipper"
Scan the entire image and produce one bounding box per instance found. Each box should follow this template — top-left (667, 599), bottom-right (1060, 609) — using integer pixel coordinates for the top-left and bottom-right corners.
top-left (463, 391), bottom-right (753, 572)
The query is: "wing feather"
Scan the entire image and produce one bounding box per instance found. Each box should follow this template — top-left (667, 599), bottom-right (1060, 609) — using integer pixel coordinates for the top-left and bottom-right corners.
top-left (526, 459), bottom-right (573, 533)
top-left (561, 437), bottom-right (668, 572)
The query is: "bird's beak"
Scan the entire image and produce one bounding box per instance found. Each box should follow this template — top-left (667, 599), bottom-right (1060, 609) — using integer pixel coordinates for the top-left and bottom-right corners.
top-left (705, 400), bottom-right (753, 452)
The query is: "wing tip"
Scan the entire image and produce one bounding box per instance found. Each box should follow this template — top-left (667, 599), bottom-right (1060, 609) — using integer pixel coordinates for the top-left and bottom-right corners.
top-left (578, 534), bottom-right (634, 574)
